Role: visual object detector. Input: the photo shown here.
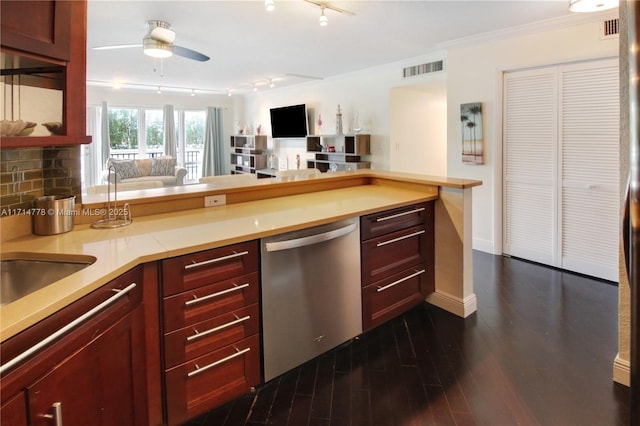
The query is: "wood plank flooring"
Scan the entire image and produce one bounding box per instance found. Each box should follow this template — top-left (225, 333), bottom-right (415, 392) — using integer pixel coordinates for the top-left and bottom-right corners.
top-left (185, 251), bottom-right (630, 426)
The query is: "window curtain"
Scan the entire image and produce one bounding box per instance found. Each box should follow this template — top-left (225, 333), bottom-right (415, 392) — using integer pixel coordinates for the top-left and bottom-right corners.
top-left (83, 106), bottom-right (100, 188)
top-left (163, 104), bottom-right (177, 159)
top-left (202, 107), bottom-right (225, 177)
top-left (101, 101), bottom-right (111, 168)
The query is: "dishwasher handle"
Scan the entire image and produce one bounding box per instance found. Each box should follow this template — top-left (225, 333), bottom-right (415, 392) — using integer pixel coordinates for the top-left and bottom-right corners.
top-left (265, 222), bottom-right (357, 252)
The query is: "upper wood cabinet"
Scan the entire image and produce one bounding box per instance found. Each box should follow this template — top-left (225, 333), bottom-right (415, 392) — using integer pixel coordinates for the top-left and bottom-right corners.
top-left (1, 1), bottom-right (72, 61)
top-left (0, 0), bottom-right (90, 148)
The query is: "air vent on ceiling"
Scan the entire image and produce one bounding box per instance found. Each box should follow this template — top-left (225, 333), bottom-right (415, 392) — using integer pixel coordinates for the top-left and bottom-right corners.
top-left (402, 60), bottom-right (444, 78)
top-left (600, 18), bottom-right (619, 40)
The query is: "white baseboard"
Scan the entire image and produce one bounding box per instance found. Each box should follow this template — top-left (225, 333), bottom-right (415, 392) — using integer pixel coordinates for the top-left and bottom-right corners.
top-left (473, 237), bottom-right (495, 254)
top-left (426, 290), bottom-right (477, 318)
top-left (613, 353), bottom-right (630, 386)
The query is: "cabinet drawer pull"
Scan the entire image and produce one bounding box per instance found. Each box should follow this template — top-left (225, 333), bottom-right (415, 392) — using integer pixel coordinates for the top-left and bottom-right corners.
top-left (375, 207), bottom-right (425, 222)
top-left (186, 315), bottom-right (251, 342)
top-left (187, 346), bottom-right (251, 378)
top-left (0, 283), bottom-right (137, 375)
top-left (184, 251), bottom-right (249, 270)
top-left (376, 229), bottom-right (425, 247)
top-left (376, 269), bottom-right (426, 293)
top-left (184, 283), bottom-right (250, 307)
top-left (42, 402), bottom-right (63, 426)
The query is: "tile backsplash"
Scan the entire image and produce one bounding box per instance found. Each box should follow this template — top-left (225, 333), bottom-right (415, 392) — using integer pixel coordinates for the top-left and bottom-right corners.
top-left (0, 145), bottom-right (81, 216)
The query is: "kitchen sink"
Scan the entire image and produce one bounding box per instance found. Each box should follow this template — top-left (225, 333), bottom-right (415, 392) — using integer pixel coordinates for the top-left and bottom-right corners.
top-left (0, 253), bottom-right (96, 306)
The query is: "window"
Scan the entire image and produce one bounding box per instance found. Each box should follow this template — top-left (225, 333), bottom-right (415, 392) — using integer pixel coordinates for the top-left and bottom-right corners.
top-left (183, 110), bottom-right (205, 181)
top-left (108, 108), bottom-right (138, 158)
top-left (145, 109), bottom-right (164, 157)
top-left (102, 106), bottom-right (209, 182)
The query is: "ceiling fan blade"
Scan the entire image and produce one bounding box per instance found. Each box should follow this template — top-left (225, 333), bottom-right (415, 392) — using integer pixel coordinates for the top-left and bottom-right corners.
top-left (173, 45), bottom-right (209, 62)
top-left (93, 44), bottom-right (142, 50)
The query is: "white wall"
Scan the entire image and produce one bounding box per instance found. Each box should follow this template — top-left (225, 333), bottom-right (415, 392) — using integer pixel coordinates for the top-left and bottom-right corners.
top-left (445, 15), bottom-right (618, 254)
top-left (241, 51), bottom-right (448, 172)
top-left (390, 82), bottom-right (447, 176)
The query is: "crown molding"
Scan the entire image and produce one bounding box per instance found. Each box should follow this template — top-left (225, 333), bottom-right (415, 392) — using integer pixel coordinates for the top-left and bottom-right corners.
top-left (439, 8), bottom-right (619, 50)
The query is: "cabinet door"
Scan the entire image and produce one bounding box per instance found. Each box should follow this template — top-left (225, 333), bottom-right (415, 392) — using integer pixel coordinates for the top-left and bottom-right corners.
top-left (28, 309), bottom-right (145, 426)
top-left (1, 1), bottom-right (71, 61)
top-left (0, 392), bottom-right (27, 426)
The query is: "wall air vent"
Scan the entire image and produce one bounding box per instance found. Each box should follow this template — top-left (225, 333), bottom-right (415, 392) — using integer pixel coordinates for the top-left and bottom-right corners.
top-left (600, 18), bottom-right (619, 40)
top-left (402, 60), bottom-right (444, 78)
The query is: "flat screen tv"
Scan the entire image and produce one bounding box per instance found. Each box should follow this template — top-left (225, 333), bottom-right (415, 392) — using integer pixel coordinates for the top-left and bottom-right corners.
top-left (270, 104), bottom-right (308, 138)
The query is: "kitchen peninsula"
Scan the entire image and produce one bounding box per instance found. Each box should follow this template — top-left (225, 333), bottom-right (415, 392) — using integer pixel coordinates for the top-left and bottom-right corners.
top-left (0, 170), bottom-right (480, 425)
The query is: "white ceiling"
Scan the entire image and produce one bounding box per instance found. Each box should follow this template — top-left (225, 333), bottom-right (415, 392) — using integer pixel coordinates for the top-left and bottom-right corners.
top-left (87, 1), bottom-right (575, 95)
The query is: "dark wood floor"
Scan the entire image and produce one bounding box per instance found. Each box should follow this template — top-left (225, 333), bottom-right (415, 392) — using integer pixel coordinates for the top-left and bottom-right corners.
top-left (186, 251), bottom-right (630, 426)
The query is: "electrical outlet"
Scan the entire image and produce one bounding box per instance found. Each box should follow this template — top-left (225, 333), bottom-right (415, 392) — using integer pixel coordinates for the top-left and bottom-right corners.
top-left (204, 194), bottom-right (226, 207)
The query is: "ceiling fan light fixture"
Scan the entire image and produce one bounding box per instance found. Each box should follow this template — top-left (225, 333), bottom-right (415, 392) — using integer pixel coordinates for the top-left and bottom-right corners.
top-left (265, 0), bottom-right (275, 12)
top-left (143, 36), bottom-right (173, 58)
top-left (568, 0), bottom-right (618, 12)
top-left (319, 7), bottom-right (328, 26)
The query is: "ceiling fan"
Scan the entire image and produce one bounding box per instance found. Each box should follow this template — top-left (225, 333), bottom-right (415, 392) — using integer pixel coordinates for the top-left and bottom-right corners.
top-left (93, 20), bottom-right (210, 62)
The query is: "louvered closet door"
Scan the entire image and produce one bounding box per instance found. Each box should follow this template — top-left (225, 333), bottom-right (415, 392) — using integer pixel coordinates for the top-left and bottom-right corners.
top-left (504, 59), bottom-right (619, 282)
top-left (560, 59), bottom-right (619, 281)
top-left (503, 67), bottom-right (558, 265)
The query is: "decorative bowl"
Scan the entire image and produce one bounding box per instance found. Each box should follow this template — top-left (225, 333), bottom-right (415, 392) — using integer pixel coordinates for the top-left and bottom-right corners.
top-left (42, 121), bottom-right (64, 135)
top-left (0, 120), bottom-right (37, 137)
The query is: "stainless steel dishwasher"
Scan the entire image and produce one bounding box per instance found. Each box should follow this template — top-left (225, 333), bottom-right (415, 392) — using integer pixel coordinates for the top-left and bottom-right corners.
top-left (261, 218), bottom-right (362, 381)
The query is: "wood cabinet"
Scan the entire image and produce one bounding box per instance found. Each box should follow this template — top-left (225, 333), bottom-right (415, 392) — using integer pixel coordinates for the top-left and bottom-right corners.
top-left (230, 135), bottom-right (268, 175)
top-left (360, 202), bottom-right (434, 330)
top-left (306, 134), bottom-right (371, 172)
top-left (0, 266), bottom-right (148, 426)
top-left (0, 0), bottom-right (90, 147)
top-left (161, 240), bottom-right (261, 425)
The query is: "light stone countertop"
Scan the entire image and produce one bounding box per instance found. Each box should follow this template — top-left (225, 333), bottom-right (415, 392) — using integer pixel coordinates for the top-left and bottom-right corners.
top-left (1, 183), bottom-right (441, 341)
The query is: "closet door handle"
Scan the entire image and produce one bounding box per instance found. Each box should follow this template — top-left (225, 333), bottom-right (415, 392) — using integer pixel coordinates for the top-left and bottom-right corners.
top-left (187, 315), bottom-right (251, 342)
top-left (377, 269), bottom-right (426, 292)
top-left (187, 346), bottom-right (251, 378)
top-left (184, 283), bottom-right (250, 307)
top-left (184, 251), bottom-right (249, 270)
top-left (375, 207), bottom-right (425, 222)
top-left (376, 230), bottom-right (425, 247)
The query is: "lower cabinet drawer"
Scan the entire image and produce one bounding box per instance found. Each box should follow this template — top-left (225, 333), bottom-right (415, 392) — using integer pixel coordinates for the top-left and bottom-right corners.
top-left (362, 266), bottom-right (429, 331)
top-left (163, 304), bottom-right (259, 369)
top-left (361, 225), bottom-right (427, 287)
top-left (164, 334), bottom-right (260, 426)
top-left (163, 272), bottom-right (259, 333)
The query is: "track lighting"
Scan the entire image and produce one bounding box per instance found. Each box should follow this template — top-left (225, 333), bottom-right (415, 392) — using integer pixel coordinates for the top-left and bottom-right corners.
top-left (319, 7), bottom-right (328, 26)
top-left (253, 83), bottom-right (258, 92)
top-left (227, 90), bottom-right (232, 97)
top-left (269, 79), bottom-right (275, 88)
top-left (265, 0), bottom-right (275, 12)
top-left (191, 89), bottom-right (195, 96)
top-left (157, 86), bottom-right (162, 94)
